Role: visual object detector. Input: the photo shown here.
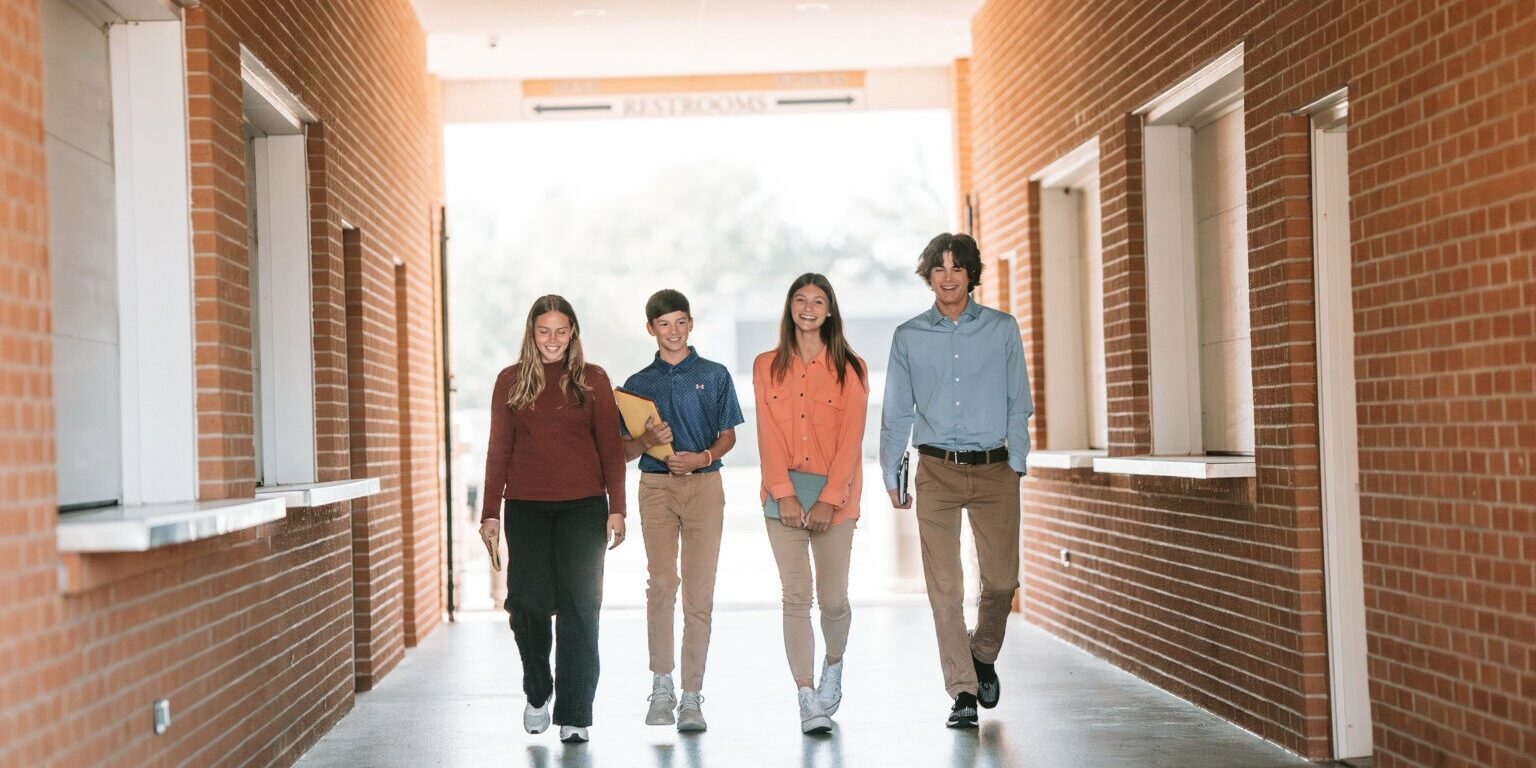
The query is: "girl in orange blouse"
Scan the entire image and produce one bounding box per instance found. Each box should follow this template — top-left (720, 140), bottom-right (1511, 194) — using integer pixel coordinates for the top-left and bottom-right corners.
top-left (752, 272), bottom-right (869, 734)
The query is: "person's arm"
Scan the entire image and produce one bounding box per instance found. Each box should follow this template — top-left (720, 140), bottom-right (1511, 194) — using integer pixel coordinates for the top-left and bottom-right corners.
top-left (818, 361), bottom-right (870, 510)
top-left (1003, 318), bottom-right (1034, 477)
top-left (754, 358), bottom-right (796, 502)
top-left (588, 368), bottom-right (628, 518)
top-left (480, 368), bottom-right (515, 522)
top-left (880, 331), bottom-right (916, 505)
top-left (665, 429), bottom-right (736, 473)
top-left (622, 415), bottom-right (673, 462)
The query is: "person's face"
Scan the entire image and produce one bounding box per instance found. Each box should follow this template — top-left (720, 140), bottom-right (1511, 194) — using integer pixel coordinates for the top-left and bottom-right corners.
top-left (647, 310), bottom-right (692, 354)
top-left (927, 251), bottom-right (969, 307)
top-left (533, 311), bottom-right (572, 363)
top-left (790, 283), bottom-right (829, 336)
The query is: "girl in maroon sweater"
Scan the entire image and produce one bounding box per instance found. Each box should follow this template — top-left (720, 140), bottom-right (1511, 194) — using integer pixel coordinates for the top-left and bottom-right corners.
top-left (478, 295), bottom-right (626, 743)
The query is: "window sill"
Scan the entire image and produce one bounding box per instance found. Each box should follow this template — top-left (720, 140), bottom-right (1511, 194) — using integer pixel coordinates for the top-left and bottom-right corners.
top-left (1092, 455), bottom-right (1255, 479)
top-left (56, 497), bottom-right (288, 554)
top-left (1027, 449), bottom-right (1108, 470)
top-left (255, 478), bottom-right (381, 508)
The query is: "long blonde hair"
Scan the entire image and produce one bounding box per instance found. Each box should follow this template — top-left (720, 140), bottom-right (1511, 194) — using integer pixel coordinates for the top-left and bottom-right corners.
top-left (506, 295), bottom-right (589, 412)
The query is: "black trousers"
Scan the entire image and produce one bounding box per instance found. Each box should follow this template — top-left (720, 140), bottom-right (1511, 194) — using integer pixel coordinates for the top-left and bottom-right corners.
top-left (503, 496), bottom-right (608, 727)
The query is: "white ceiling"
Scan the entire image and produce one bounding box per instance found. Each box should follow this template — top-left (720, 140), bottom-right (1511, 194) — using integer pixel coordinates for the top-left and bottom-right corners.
top-left (411, 0), bottom-right (984, 81)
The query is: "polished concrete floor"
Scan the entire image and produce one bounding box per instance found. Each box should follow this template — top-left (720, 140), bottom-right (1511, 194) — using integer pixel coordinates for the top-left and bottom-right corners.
top-left (297, 606), bottom-right (1311, 768)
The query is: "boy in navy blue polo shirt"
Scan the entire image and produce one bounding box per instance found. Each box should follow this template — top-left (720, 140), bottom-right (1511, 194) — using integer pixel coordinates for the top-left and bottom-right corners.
top-left (621, 289), bottom-right (744, 733)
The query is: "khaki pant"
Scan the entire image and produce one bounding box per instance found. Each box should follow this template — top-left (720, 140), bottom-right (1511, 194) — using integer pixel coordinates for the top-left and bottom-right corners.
top-left (638, 471), bottom-right (725, 692)
top-left (763, 517), bottom-right (856, 682)
top-left (915, 455), bottom-right (1020, 698)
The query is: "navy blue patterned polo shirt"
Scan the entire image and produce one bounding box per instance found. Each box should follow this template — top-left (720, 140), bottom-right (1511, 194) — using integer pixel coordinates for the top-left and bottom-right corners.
top-left (622, 347), bottom-right (745, 474)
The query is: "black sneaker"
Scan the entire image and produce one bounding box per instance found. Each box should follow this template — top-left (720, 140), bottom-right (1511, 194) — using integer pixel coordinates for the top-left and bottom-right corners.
top-left (973, 656), bottom-right (1000, 709)
top-left (946, 692), bottom-right (979, 728)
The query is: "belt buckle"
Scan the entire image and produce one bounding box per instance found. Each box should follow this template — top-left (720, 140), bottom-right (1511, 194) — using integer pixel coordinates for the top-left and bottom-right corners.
top-left (945, 449), bottom-right (958, 464)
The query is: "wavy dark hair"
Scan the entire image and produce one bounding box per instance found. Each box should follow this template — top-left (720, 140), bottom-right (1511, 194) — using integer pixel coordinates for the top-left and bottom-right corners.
top-left (506, 295), bottom-right (589, 412)
top-left (916, 232), bottom-right (983, 292)
top-left (771, 273), bottom-right (865, 387)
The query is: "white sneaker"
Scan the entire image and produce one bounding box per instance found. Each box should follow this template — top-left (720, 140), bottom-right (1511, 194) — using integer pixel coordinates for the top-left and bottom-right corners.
top-left (677, 691), bottom-right (707, 732)
top-left (646, 673), bottom-right (677, 725)
top-left (559, 725), bottom-right (589, 743)
top-left (817, 660), bottom-right (844, 715)
top-left (523, 699), bottom-right (550, 734)
top-left (797, 686), bottom-right (833, 734)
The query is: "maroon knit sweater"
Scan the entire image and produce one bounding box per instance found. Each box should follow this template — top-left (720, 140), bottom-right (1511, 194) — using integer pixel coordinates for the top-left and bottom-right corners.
top-left (480, 360), bottom-right (626, 520)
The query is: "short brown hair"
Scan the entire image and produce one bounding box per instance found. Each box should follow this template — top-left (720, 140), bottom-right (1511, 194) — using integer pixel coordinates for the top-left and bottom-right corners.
top-left (915, 232), bottom-right (983, 292)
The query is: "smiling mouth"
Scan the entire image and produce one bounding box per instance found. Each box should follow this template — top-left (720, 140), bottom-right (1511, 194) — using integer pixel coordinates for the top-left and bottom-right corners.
top-left (798, 315), bottom-right (818, 322)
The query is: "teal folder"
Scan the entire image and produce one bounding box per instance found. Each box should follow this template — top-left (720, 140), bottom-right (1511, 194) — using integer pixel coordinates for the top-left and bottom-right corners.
top-left (763, 471), bottom-right (829, 520)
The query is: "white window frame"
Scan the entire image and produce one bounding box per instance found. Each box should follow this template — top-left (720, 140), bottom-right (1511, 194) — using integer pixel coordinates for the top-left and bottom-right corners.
top-left (1029, 138), bottom-right (1109, 469)
top-left (111, 18), bottom-right (198, 505)
top-left (241, 47), bottom-right (319, 487)
top-left (1302, 88), bottom-right (1373, 761)
top-left (1096, 44), bottom-right (1256, 479)
top-left (52, 4), bottom-right (296, 554)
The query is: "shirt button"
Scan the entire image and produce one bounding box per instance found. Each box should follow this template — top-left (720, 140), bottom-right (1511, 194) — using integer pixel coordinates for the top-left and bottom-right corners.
top-left (954, 354), bottom-right (959, 359)
top-left (955, 401), bottom-right (960, 406)
top-left (955, 377), bottom-right (960, 382)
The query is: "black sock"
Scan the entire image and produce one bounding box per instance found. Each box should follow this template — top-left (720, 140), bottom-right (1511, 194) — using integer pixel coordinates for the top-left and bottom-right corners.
top-left (973, 657), bottom-right (996, 679)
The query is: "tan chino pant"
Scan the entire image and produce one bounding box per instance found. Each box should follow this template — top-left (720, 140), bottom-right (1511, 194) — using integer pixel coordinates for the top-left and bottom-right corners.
top-left (763, 517), bottom-right (856, 682)
top-left (638, 471), bottom-right (725, 693)
top-left (914, 455), bottom-right (1021, 698)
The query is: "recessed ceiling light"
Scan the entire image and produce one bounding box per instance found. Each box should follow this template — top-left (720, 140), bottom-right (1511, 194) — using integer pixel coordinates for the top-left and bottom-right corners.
top-left (573, 8), bottom-right (607, 17)
top-left (795, 3), bottom-right (831, 11)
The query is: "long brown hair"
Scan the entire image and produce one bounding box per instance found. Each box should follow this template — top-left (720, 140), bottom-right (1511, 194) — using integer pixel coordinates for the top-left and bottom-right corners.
top-left (771, 273), bottom-right (865, 387)
top-left (506, 295), bottom-right (589, 412)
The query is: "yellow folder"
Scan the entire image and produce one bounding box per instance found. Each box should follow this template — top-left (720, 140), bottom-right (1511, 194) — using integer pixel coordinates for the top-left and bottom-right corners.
top-left (614, 387), bottom-right (674, 460)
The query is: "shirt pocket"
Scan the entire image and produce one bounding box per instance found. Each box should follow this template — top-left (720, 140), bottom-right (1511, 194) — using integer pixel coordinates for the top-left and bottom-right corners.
top-left (810, 389), bottom-right (847, 429)
top-left (764, 390), bottom-right (794, 425)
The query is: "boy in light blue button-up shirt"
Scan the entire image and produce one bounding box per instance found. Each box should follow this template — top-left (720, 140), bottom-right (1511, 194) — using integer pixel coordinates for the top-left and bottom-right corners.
top-left (880, 233), bottom-right (1033, 728)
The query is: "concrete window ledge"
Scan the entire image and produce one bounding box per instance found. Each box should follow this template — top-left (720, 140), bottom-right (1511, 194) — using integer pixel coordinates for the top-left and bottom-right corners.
top-left (1027, 449), bottom-right (1108, 470)
top-left (57, 497), bottom-right (288, 554)
top-left (1092, 455), bottom-right (1256, 479)
top-left (255, 478), bottom-right (381, 508)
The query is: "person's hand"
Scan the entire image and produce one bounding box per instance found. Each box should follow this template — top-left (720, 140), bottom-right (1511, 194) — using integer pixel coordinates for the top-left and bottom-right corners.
top-left (606, 513), bottom-right (626, 550)
top-left (666, 451), bottom-right (705, 475)
top-left (887, 488), bottom-right (912, 510)
top-left (479, 518), bottom-right (500, 549)
top-left (805, 501), bottom-right (835, 533)
top-left (641, 415), bottom-right (673, 449)
top-left (778, 496), bottom-right (806, 528)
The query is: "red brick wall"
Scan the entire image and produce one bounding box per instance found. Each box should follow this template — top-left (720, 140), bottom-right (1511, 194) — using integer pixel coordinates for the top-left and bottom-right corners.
top-left (0, 0), bottom-right (60, 762)
top-left (970, 0), bottom-right (1534, 764)
top-left (0, 0), bottom-right (444, 764)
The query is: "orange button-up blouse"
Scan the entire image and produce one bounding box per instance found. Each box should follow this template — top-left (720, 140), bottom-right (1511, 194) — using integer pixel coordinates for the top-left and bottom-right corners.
top-left (752, 349), bottom-right (870, 524)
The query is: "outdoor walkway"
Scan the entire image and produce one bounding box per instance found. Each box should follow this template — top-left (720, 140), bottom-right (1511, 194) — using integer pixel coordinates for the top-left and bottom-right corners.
top-left (297, 605), bottom-right (1310, 768)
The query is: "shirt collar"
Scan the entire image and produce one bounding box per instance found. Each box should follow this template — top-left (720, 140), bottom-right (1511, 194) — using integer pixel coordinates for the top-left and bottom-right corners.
top-left (926, 298), bottom-right (980, 325)
top-left (792, 346), bottom-right (830, 369)
top-left (652, 346), bottom-right (700, 373)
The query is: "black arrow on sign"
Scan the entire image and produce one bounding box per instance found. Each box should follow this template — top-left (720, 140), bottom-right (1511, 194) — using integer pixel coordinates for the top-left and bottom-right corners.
top-left (776, 96), bottom-right (856, 106)
top-left (532, 103), bottom-right (614, 113)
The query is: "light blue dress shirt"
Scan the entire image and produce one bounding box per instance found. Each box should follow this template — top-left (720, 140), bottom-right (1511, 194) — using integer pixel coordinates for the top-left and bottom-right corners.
top-left (879, 298), bottom-right (1034, 489)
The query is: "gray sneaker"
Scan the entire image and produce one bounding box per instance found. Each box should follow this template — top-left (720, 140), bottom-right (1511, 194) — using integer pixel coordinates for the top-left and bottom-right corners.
top-left (816, 660), bottom-right (844, 715)
top-left (677, 691), bottom-right (707, 732)
top-left (798, 686), bottom-right (833, 734)
top-left (646, 673), bottom-right (676, 725)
